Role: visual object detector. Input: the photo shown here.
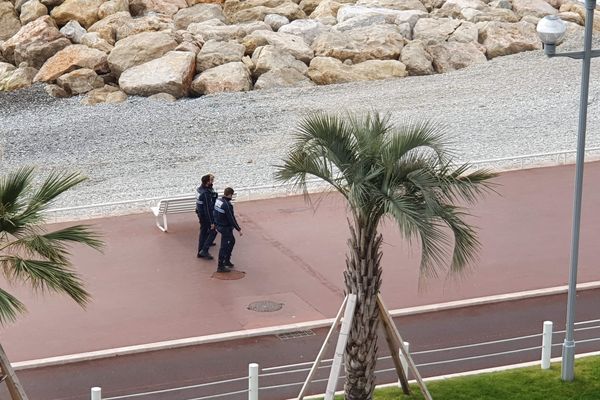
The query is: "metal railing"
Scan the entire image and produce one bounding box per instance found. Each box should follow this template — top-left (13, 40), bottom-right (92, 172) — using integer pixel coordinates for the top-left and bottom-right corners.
top-left (89, 318), bottom-right (600, 400)
top-left (45, 146), bottom-right (600, 221)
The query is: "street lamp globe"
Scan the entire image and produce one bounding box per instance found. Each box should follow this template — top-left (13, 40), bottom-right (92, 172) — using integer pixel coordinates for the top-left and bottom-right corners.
top-left (537, 15), bottom-right (567, 45)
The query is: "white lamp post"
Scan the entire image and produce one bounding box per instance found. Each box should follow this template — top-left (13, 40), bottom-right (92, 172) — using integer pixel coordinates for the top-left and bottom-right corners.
top-left (536, 0), bottom-right (600, 382)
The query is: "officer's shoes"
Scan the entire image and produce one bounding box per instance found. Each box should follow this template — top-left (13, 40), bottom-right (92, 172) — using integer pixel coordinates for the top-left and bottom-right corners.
top-left (224, 260), bottom-right (235, 267)
top-left (216, 266), bottom-right (231, 273)
top-left (198, 252), bottom-right (214, 260)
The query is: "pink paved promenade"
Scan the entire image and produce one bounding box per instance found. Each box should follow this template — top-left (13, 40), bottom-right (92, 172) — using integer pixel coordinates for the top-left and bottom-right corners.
top-left (2, 162), bottom-right (600, 362)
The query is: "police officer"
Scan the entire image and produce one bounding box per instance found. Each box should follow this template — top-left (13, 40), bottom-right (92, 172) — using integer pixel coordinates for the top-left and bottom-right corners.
top-left (196, 174), bottom-right (217, 259)
top-left (213, 187), bottom-right (242, 272)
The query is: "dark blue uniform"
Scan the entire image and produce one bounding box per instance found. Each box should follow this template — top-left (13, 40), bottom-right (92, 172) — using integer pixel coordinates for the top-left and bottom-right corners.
top-left (213, 196), bottom-right (241, 267)
top-left (196, 185), bottom-right (217, 256)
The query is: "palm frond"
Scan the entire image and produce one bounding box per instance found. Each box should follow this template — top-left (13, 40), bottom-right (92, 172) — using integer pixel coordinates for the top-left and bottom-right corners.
top-left (4, 225), bottom-right (104, 264)
top-left (25, 171), bottom-right (87, 215)
top-left (0, 167), bottom-right (35, 234)
top-left (0, 256), bottom-right (90, 307)
top-left (0, 288), bottom-right (26, 325)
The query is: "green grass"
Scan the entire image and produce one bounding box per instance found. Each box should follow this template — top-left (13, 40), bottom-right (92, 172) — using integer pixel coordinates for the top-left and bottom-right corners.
top-left (327, 356), bottom-right (600, 399)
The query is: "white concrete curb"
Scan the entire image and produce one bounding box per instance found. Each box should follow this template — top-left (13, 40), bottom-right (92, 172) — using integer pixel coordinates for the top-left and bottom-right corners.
top-left (12, 281), bottom-right (600, 371)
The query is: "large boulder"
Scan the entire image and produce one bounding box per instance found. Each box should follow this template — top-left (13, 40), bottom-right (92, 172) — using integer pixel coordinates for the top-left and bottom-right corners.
top-left (337, 5), bottom-right (423, 24)
top-left (278, 19), bottom-right (329, 44)
top-left (255, 67), bottom-right (315, 89)
top-left (56, 67), bottom-right (104, 93)
top-left (436, 0), bottom-right (488, 17)
top-left (81, 32), bottom-right (114, 52)
top-left (307, 56), bottom-right (407, 84)
top-left (242, 30), bottom-right (313, 63)
top-left (309, 0), bottom-right (342, 19)
top-left (459, 7), bottom-right (519, 23)
top-left (107, 31), bottom-right (178, 76)
top-left (426, 40), bottom-right (486, 72)
top-left (0, 64), bottom-right (37, 90)
top-left (34, 44), bottom-right (108, 81)
top-left (195, 39), bottom-right (245, 71)
top-left (413, 17), bottom-right (460, 42)
top-left (51, 0), bottom-right (104, 28)
top-left (119, 50), bottom-right (196, 97)
top-left (187, 21), bottom-right (247, 41)
top-left (0, 61), bottom-right (16, 78)
top-left (251, 45), bottom-right (308, 76)
top-left (512, 0), bottom-right (557, 18)
top-left (87, 11), bottom-right (133, 44)
top-left (129, 0), bottom-right (187, 16)
top-left (400, 39), bottom-right (434, 75)
top-left (355, 0), bottom-right (427, 11)
top-left (98, 0), bottom-right (129, 19)
top-left (312, 25), bottom-right (405, 64)
top-left (0, 2), bottom-right (22, 41)
top-left (59, 20), bottom-right (86, 44)
top-left (229, 2), bottom-right (305, 23)
top-left (174, 4), bottom-right (228, 29)
top-left (20, 0), bottom-right (48, 25)
top-left (114, 14), bottom-right (175, 40)
top-left (478, 20), bottom-right (541, 59)
top-left (81, 84), bottom-right (127, 104)
top-left (191, 61), bottom-right (252, 94)
top-left (1, 16), bottom-right (71, 68)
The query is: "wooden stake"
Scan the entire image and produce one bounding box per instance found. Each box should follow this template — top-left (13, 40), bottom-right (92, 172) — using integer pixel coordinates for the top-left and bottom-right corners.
top-left (0, 343), bottom-right (29, 400)
top-left (377, 294), bottom-right (433, 400)
top-left (379, 311), bottom-right (410, 394)
top-left (298, 295), bottom-right (348, 400)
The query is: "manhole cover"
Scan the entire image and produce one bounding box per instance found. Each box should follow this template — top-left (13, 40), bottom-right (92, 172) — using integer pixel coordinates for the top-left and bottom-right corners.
top-left (212, 270), bottom-right (246, 280)
top-left (247, 300), bottom-right (284, 312)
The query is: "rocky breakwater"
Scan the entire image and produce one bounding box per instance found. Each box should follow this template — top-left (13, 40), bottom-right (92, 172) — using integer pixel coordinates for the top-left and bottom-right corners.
top-left (0, 0), bottom-right (595, 104)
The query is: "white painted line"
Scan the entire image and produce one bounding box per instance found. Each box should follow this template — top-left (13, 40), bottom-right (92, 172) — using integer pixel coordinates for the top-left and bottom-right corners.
top-left (12, 281), bottom-right (600, 371)
top-left (298, 350), bottom-right (600, 400)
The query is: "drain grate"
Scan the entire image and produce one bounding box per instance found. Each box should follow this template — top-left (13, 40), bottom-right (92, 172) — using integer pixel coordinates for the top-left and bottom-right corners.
top-left (247, 300), bottom-right (284, 312)
top-left (276, 330), bottom-right (316, 340)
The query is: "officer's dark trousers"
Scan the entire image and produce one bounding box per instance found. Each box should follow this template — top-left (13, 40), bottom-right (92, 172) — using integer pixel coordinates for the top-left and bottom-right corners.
top-left (217, 226), bottom-right (235, 262)
top-left (197, 213), bottom-right (216, 254)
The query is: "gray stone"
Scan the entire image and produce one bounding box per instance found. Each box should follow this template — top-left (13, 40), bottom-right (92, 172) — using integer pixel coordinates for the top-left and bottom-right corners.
top-left (264, 14), bottom-right (289, 30)
top-left (60, 20), bottom-right (86, 44)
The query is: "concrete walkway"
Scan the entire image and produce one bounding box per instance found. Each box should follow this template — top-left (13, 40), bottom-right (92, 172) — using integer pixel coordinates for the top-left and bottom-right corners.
top-left (1, 162), bottom-right (600, 362)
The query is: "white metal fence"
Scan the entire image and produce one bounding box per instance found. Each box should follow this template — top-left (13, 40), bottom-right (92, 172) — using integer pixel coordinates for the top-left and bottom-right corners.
top-left (44, 146), bottom-right (600, 222)
top-left (89, 318), bottom-right (600, 400)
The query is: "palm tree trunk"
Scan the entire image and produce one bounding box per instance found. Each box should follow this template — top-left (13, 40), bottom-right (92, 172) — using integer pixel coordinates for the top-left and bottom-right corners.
top-left (343, 222), bottom-right (383, 400)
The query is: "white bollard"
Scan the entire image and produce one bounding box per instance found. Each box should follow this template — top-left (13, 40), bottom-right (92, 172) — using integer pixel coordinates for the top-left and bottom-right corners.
top-left (541, 321), bottom-right (553, 369)
top-left (398, 342), bottom-right (410, 387)
top-left (91, 387), bottom-right (101, 400)
top-left (249, 363), bottom-right (259, 400)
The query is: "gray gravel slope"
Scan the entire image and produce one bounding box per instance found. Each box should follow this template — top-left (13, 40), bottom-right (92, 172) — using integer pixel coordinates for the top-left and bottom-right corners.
top-left (2, 45), bottom-right (600, 212)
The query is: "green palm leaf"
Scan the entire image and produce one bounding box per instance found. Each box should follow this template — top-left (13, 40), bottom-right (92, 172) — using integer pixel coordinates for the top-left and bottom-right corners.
top-left (0, 168), bottom-right (103, 325)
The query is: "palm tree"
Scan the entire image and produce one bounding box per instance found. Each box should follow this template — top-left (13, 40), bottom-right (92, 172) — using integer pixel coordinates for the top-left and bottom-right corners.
top-left (0, 167), bottom-right (103, 398)
top-left (275, 112), bottom-right (496, 400)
